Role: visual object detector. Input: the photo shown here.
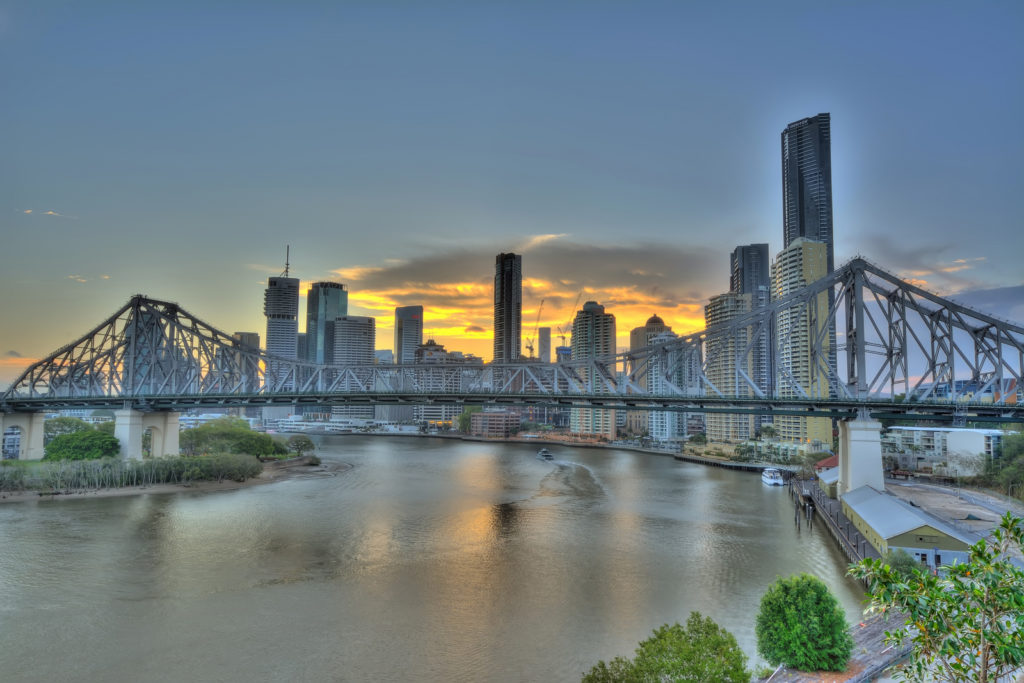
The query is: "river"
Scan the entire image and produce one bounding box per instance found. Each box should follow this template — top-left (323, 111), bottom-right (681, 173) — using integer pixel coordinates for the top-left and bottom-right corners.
top-left (0, 436), bottom-right (864, 682)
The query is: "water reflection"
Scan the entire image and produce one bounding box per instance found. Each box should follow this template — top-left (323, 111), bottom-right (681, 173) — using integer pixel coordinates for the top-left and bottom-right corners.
top-left (0, 436), bottom-right (864, 682)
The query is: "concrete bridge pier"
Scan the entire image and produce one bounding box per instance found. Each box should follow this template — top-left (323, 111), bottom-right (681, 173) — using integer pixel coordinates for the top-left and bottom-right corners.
top-left (837, 413), bottom-right (885, 496)
top-left (113, 410), bottom-right (180, 459)
top-left (0, 412), bottom-right (46, 460)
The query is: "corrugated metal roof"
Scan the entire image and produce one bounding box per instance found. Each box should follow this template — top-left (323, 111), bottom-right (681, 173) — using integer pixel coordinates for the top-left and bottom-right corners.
top-left (818, 467), bottom-right (839, 484)
top-left (841, 486), bottom-right (976, 545)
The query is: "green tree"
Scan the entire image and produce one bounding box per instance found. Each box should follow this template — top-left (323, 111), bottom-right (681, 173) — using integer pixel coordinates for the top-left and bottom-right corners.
top-left (755, 574), bottom-right (853, 671)
top-left (759, 425), bottom-right (776, 439)
top-left (43, 416), bottom-right (93, 445)
top-left (287, 434), bottom-right (315, 456)
top-left (582, 613), bottom-right (749, 683)
top-left (849, 512), bottom-right (1024, 682)
top-left (881, 549), bottom-right (920, 580)
top-left (689, 432), bottom-right (707, 445)
top-left (44, 430), bottom-right (120, 461)
top-left (457, 406), bottom-right (482, 433)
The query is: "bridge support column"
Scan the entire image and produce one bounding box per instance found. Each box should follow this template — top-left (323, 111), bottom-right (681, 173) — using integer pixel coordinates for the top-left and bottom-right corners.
top-left (0, 413), bottom-right (46, 460)
top-left (141, 412), bottom-right (180, 458)
top-left (837, 416), bottom-right (885, 495)
top-left (114, 409), bottom-right (144, 460)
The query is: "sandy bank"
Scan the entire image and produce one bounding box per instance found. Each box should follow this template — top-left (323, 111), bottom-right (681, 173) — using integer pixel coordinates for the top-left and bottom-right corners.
top-left (0, 456), bottom-right (351, 505)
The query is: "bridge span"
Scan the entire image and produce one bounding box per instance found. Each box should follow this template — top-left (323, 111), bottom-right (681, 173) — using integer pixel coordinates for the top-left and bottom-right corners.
top-left (2, 257), bottom-right (1022, 496)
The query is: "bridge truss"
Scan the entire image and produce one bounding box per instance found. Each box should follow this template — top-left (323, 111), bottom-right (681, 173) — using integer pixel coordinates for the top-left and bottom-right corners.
top-left (3, 259), bottom-right (1023, 422)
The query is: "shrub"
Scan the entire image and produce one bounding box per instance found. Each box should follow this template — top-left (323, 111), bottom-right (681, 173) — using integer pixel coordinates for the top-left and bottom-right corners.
top-left (755, 574), bottom-right (852, 671)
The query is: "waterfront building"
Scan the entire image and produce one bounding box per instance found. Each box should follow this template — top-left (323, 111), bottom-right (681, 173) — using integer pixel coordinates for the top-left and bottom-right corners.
top-left (569, 301), bottom-right (616, 439)
top-left (704, 293), bottom-right (755, 442)
top-left (730, 243), bottom-right (773, 429)
top-left (394, 305), bottom-right (424, 365)
top-left (306, 282), bottom-right (348, 364)
top-left (647, 330), bottom-right (682, 442)
top-left (493, 253), bottom-right (522, 363)
top-left (332, 316), bottom-right (375, 420)
top-left (626, 315), bottom-right (673, 436)
top-left (470, 410), bottom-right (521, 438)
top-left (881, 427), bottom-right (1006, 476)
top-left (537, 327), bottom-right (551, 364)
top-left (771, 238), bottom-right (832, 447)
top-left (413, 339), bottom-right (481, 427)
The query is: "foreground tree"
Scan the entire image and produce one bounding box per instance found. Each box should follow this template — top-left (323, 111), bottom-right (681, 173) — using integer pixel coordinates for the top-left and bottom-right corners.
top-left (582, 612), bottom-right (749, 682)
top-left (755, 574), bottom-right (853, 671)
top-left (849, 512), bottom-right (1024, 682)
top-left (44, 430), bottom-right (120, 461)
top-left (287, 434), bottom-right (315, 456)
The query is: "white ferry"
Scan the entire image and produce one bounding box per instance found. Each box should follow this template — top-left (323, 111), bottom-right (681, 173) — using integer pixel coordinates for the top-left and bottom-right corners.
top-left (761, 467), bottom-right (785, 486)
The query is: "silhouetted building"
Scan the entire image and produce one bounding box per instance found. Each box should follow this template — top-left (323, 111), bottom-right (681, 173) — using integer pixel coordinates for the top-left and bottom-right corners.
top-left (493, 253), bottom-right (522, 362)
top-left (394, 306), bottom-right (424, 365)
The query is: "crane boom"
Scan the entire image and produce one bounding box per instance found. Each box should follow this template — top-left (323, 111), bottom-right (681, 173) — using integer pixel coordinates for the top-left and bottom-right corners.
top-left (525, 299), bottom-right (544, 358)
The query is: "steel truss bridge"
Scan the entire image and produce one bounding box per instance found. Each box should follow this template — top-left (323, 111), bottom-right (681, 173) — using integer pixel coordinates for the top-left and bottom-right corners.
top-left (3, 258), bottom-right (1023, 424)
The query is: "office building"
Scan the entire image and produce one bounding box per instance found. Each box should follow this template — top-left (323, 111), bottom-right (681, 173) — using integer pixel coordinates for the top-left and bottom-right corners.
top-left (647, 330), bottom-right (682, 442)
top-left (493, 253), bottom-right (522, 363)
top-left (394, 305), bottom-right (424, 365)
top-left (264, 275), bottom-right (300, 384)
top-left (306, 282), bottom-right (348, 364)
top-left (332, 316), bottom-right (375, 420)
top-left (782, 113), bottom-right (834, 273)
top-left (704, 293), bottom-right (756, 442)
top-left (569, 301), bottom-right (616, 439)
top-left (771, 238), bottom-right (832, 446)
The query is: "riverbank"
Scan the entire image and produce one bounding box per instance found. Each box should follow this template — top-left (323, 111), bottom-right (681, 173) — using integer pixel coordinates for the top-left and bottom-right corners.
top-left (0, 455), bottom-right (349, 505)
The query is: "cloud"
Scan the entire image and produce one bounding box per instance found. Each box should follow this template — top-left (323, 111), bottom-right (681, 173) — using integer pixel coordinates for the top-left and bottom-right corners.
top-left (853, 234), bottom-right (990, 294)
top-left (66, 275), bottom-right (88, 283)
top-left (518, 233), bottom-right (569, 251)
top-left (0, 356), bottom-right (37, 384)
top-left (5, 350), bottom-right (23, 358)
top-left (22, 208), bottom-right (77, 219)
top-left (330, 239), bottom-right (724, 359)
top-left (949, 284), bottom-right (1024, 326)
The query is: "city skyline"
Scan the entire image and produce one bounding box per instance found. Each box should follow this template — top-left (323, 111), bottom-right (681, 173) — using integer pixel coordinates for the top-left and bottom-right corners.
top-left (3, 2), bottom-right (1023, 383)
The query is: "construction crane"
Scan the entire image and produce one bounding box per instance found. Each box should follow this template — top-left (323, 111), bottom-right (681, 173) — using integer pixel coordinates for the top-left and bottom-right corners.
top-left (524, 299), bottom-right (544, 358)
top-left (557, 291), bottom-right (583, 347)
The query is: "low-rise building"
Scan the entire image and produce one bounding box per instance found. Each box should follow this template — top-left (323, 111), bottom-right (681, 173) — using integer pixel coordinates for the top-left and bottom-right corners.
top-left (840, 485), bottom-right (973, 572)
top-left (881, 426), bottom-right (1007, 476)
top-left (470, 410), bottom-right (521, 438)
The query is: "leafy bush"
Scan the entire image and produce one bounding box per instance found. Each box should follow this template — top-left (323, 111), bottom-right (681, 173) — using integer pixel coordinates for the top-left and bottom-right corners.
top-left (44, 430), bottom-right (120, 461)
top-left (582, 612), bottom-right (749, 682)
top-left (179, 417), bottom-right (286, 457)
top-left (287, 434), bottom-right (315, 456)
top-left (755, 574), bottom-right (852, 671)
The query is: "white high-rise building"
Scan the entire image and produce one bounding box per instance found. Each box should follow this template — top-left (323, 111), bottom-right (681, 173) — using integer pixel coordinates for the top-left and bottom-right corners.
top-left (704, 292), bottom-right (755, 442)
top-left (771, 237), bottom-right (832, 447)
top-left (570, 301), bottom-right (616, 439)
top-left (647, 330), bottom-right (681, 442)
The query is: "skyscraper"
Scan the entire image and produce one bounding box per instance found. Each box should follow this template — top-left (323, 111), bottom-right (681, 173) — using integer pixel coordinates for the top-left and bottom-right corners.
top-left (537, 327), bottom-right (551, 364)
top-left (627, 314), bottom-right (673, 436)
top-left (493, 253), bottom-right (522, 363)
top-left (394, 305), bottom-right (424, 365)
top-left (333, 315), bottom-right (376, 420)
top-left (264, 274), bottom-right (300, 383)
top-left (704, 293), bottom-right (755, 442)
top-left (569, 301), bottom-right (616, 439)
top-left (306, 282), bottom-right (348, 364)
top-left (782, 113), bottom-right (834, 274)
top-left (771, 237), bottom-right (832, 447)
top-left (730, 243), bottom-right (772, 425)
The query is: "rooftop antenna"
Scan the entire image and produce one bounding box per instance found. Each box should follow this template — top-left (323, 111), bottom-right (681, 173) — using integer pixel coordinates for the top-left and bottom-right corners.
top-left (282, 245), bottom-right (291, 277)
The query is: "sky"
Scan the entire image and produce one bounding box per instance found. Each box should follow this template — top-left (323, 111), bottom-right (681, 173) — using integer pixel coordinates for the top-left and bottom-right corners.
top-left (2, 1), bottom-right (1023, 384)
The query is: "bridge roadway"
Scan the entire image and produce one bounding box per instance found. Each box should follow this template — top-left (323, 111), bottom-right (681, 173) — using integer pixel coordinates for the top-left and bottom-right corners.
top-left (3, 390), bottom-right (1022, 423)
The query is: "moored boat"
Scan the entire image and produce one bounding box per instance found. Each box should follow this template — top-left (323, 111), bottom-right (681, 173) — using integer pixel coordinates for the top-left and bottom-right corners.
top-left (761, 467), bottom-right (785, 486)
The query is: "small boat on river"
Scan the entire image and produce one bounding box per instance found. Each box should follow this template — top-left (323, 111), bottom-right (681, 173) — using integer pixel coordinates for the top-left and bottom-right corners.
top-left (537, 448), bottom-right (554, 461)
top-left (761, 467), bottom-right (785, 486)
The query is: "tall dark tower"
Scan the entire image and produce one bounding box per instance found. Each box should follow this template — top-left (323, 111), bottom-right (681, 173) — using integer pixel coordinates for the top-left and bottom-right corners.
top-left (493, 253), bottom-right (522, 363)
top-left (782, 113), bottom-right (834, 273)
